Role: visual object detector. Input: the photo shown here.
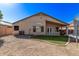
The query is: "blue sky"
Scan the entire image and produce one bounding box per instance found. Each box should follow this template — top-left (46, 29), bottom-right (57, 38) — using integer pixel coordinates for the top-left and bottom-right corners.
top-left (0, 3), bottom-right (79, 23)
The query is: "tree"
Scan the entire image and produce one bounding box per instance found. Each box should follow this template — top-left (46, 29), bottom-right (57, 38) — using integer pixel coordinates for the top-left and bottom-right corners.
top-left (0, 10), bottom-right (3, 21)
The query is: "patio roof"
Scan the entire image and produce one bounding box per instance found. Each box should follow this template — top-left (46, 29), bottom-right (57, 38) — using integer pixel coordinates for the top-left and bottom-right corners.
top-left (0, 21), bottom-right (12, 26)
top-left (46, 20), bottom-right (67, 26)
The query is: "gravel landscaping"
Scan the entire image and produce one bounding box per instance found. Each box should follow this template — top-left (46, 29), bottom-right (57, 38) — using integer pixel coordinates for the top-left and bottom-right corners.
top-left (0, 35), bottom-right (79, 56)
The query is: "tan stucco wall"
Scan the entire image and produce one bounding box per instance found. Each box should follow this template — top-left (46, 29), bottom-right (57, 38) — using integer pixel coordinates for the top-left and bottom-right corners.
top-left (13, 14), bottom-right (46, 35)
top-left (13, 13), bottom-right (65, 35)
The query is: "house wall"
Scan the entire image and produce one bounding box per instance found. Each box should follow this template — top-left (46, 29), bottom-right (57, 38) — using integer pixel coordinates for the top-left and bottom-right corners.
top-left (13, 13), bottom-right (66, 35)
top-left (13, 14), bottom-right (46, 35)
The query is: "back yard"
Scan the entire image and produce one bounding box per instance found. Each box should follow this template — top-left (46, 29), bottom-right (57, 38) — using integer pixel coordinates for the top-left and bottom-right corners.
top-left (32, 35), bottom-right (68, 46)
top-left (0, 35), bottom-right (79, 56)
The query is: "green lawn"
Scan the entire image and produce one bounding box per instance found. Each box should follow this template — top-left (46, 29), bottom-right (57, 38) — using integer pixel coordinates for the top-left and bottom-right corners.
top-left (32, 35), bottom-right (68, 46)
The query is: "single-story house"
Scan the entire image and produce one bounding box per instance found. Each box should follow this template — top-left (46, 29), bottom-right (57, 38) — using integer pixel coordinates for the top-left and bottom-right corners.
top-left (13, 12), bottom-right (68, 35)
top-left (0, 21), bottom-right (13, 36)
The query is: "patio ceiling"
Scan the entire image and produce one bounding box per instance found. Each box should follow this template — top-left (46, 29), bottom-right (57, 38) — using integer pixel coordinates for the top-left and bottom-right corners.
top-left (46, 21), bottom-right (67, 26)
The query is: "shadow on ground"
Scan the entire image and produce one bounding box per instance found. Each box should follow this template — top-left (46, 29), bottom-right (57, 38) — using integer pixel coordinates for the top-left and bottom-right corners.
top-left (0, 39), bottom-right (4, 47)
top-left (69, 37), bottom-right (79, 43)
top-left (14, 35), bottom-right (32, 39)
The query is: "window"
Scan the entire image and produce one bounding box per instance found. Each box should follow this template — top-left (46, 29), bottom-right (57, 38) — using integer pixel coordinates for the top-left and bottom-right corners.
top-left (14, 26), bottom-right (19, 31)
top-left (50, 28), bottom-right (52, 32)
top-left (47, 28), bottom-right (49, 32)
top-left (47, 27), bottom-right (52, 32)
top-left (33, 26), bottom-right (36, 32)
top-left (40, 26), bottom-right (44, 32)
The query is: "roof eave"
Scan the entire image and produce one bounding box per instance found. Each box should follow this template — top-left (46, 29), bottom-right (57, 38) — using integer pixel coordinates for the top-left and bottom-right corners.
top-left (13, 12), bottom-right (68, 25)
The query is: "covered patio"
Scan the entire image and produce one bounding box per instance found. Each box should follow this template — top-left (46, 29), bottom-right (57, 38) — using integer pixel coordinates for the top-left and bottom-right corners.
top-left (46, 20), bottom-right (68, 35)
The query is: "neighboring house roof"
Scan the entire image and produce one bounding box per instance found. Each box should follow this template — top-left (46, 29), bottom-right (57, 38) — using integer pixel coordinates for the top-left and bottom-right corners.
top-left (13, 12), bottom-right (68, 25)
top-left (69, 22), bottom-right (74, 27)
top-left (68, 22), bottom-right (74, 30)
top-left (0, 21), bottom-right (12, 26)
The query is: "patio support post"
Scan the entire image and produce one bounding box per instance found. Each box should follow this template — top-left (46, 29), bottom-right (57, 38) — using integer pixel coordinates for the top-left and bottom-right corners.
top-left (76, 37), bottom-right (78, 47)
top-left (76, 23), bottom-right (78, 47)
top-left (74, 19), bottom-right (78, 47)
top-left (66, 26), bottom-right (68, 36)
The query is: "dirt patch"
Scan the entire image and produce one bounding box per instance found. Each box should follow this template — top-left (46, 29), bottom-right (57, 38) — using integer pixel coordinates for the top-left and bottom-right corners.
top-left (0, 35), bottom-right (79, 56)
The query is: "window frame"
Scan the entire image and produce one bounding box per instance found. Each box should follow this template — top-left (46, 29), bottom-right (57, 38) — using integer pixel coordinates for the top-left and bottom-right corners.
top-left (40, 26), bottom-right (44, 32)
top-left (33, 26), bottom-right (36, 32)
top-left (14, 26), bottom-right (19, 31)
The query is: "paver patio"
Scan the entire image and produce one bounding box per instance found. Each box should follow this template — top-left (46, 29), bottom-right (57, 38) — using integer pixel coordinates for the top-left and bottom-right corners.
top-left (0, 35), bottom-right (79, 56)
